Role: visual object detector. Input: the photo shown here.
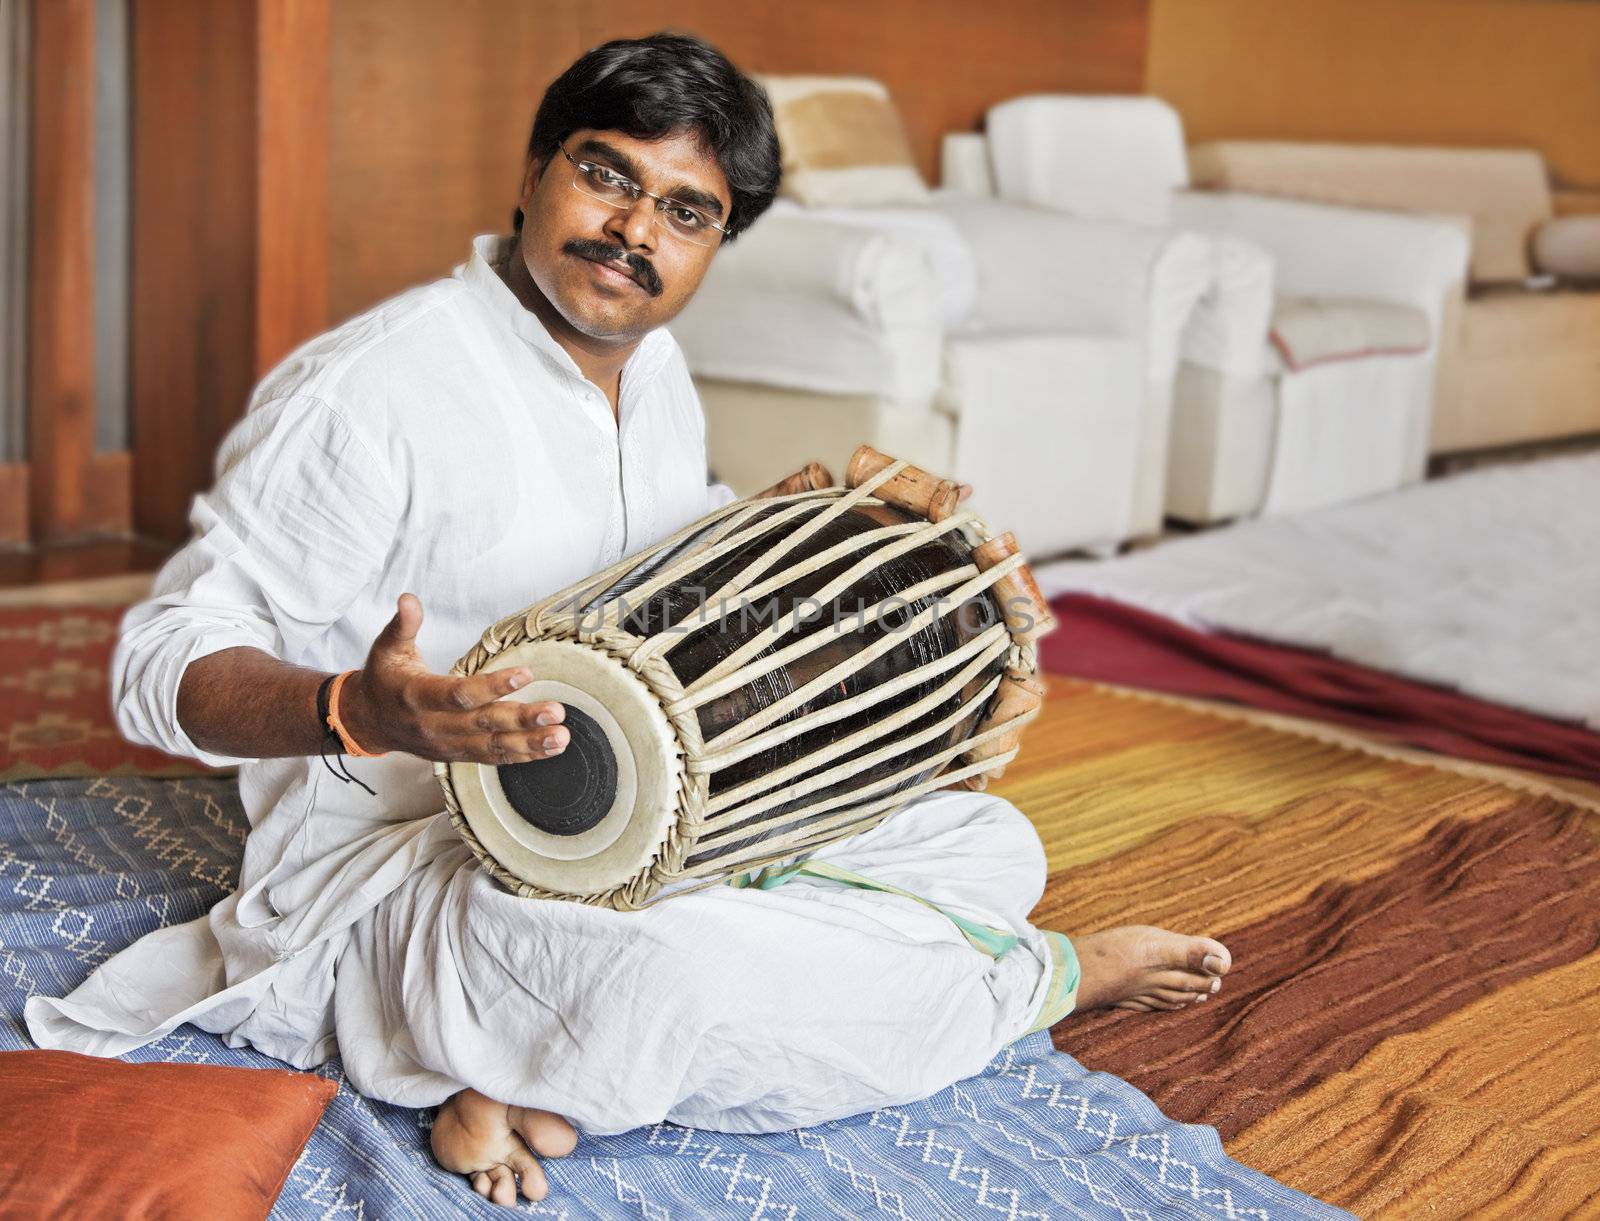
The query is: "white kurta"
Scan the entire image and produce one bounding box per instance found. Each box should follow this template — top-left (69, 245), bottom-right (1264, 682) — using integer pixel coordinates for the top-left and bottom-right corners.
top-left (25, 235), bottom-right (1059, 1134)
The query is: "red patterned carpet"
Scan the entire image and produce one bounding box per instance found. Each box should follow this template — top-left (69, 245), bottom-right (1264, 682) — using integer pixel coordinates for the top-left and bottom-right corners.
top-left (0, 605), bottom-right (219, 780)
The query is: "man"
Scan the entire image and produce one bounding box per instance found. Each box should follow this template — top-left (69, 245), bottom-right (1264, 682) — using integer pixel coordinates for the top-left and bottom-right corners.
top-left (27, 33), bottom-right (1230, 1208)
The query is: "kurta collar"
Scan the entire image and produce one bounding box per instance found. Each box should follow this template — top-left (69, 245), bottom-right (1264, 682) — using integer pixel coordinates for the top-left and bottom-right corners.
top-left (458, 234), bottom-right (675, 395)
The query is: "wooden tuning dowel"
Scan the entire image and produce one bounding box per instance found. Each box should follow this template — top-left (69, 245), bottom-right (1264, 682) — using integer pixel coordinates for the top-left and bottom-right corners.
top-left (970, 531), bottom-right (1057, 644)
top-left (845, 445), bottom-right (969, 523)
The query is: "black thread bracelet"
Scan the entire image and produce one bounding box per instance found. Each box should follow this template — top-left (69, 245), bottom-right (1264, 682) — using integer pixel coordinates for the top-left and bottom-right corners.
top-left (316, 672), bottom-right (376, 796)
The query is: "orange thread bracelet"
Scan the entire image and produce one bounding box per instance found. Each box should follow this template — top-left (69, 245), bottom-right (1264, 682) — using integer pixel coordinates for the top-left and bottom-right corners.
top-left (327, 670), bottom-right (387, 758)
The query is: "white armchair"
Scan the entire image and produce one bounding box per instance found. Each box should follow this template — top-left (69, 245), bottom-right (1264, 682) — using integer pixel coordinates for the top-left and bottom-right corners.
top-left (1171, 189), bottom-right (1470, 514)
top-left (671, 196), bottom-right (1210, 558)
top-left (956, 96), bottom-right (1471, 522)
top-left (931, 198), bottom-right (1209, 540)
top-left (673, 211), bottom-right (944, 406)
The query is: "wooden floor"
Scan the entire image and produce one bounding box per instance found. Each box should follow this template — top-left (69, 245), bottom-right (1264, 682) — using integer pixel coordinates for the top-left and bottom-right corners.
top-left (0, 538), bottom-right (172, 588)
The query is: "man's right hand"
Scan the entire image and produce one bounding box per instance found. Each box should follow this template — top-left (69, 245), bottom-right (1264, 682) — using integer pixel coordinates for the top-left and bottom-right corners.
top-left (339, 594), bottom-right (568, 765)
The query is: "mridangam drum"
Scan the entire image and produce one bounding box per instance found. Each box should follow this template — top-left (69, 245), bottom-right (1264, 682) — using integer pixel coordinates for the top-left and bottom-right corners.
top-left (436, 446), bottom-right (1056, 910)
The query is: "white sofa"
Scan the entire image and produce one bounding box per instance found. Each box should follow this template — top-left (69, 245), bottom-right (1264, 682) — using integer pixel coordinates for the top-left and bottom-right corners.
top-left (948, 97), bottom-right (1472, 522)
top-left (1186, 141), bottom-right (1600, 455)
top-left (672, 196), bottom-right (1210, 558)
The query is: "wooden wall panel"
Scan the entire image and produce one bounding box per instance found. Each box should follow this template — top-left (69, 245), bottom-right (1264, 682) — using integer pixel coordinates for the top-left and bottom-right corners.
top-left (27, 0), bottom-right (98, 544)
top-left (1148, 0), bottom-right (1600, 190)
top-left (130, 0), bottom-right (259, 542)
top-left (0, 464), bottom-right (25, 546)
top-left (326, 0), bottom-right (1147, 323)
top-left (2, 0), bottom-right (29, 476)
top-left (326, 1), bottom-right (583, 324)
top-left (579, 0), bottom-right (1148, 179)
top-left (257, 0), bottom-right (330, 375)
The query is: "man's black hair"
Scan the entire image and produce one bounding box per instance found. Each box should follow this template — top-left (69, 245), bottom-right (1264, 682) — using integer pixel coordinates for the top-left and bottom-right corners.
top-left (514, 31), bottom-right (780, 244)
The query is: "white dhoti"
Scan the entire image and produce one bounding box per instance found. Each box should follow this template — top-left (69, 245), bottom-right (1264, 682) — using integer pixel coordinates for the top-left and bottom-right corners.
top-left (334, 790), bottom-right (1071, 1134)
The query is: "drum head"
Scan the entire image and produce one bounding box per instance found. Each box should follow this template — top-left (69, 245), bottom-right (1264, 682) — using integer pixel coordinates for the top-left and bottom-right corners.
top-left (446, 639), bottom-right (683, 897)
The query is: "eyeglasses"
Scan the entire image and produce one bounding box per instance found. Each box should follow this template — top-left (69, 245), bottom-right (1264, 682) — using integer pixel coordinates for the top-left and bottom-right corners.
top-left (558, 143), bottom-right (728, 247)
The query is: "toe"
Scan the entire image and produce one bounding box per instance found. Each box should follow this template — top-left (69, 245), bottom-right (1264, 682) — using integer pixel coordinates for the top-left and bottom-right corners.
top-left (471, 1171), bottom-right (493, 1199)
top-left (514, 1107), bottom-right (579, 1159)
top-left (487, 1164), bottom-right (517, 1207)
top-left (1151, 986), bottom-right (1208, 1006)
top-left (1115, 998), bottom-right (1155, 1011)
top-left (1190, 938), bottom-right (1231, 977)
top-left (507, 1147), bottom-right (549, 1202)
top-left (1140, 995), bottom-right (1188, 1011)
top-left (1149, 967), bottom-right (1215, 993)
top-left (430, 1090), bottom-right (513, 1177)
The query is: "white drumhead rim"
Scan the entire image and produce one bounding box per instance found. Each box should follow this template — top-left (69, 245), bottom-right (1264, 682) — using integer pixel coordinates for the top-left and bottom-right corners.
top-left (446, 639), bottom-right (682, 896)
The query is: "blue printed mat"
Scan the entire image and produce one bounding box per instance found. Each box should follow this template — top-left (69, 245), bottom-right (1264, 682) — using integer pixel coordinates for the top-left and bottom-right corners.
top-left (0, 776), bottom-right (1347, 1219)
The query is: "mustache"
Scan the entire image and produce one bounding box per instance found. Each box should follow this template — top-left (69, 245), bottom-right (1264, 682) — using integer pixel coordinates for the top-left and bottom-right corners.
top-left (564, 238), bottom-right (663, 297)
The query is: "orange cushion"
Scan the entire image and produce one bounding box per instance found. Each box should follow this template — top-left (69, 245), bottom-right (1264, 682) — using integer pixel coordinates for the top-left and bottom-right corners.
top-left (0, 1050), bottom-right (337, 1220)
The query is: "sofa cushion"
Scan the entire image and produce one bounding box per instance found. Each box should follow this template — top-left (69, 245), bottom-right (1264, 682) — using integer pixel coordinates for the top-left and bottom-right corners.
top-left (1268, 297), bottom-right (1431, 373)
top-left (758, 76), bottom-right (930, 208)
top-left (1189, 142), bottom-right (1552, 285)
top-left (985, 95), bottom-right (1189, 228)
top-left (1532, 216), bottom-right (1600, 281)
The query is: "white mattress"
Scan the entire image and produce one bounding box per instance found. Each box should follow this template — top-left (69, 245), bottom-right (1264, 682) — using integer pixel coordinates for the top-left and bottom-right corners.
top-left (1036, 452), bottom-right (1600, 731)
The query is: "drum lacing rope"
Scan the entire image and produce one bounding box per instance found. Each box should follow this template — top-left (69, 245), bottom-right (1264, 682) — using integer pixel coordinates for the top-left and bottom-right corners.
top-left (693, 625), bottom-right (1010, 774)
top-left (672, 515), bottom-right (983, 704)
top-left (673, 551), bottom-right (1030, 751)
top-left (628, 461), bottom-right (917, 669)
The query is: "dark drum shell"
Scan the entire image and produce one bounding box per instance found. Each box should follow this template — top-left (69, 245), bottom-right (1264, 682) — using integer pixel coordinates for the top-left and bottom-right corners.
top-left (609, 501), bottom-right (1006, 866)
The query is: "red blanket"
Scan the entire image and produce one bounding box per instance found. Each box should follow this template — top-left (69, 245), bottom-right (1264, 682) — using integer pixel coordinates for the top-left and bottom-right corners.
top-left (1041, 593), bottom-right (1600, 786)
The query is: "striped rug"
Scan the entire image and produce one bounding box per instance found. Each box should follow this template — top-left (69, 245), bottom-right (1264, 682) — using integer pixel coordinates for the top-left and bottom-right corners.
top-left (998, 678), bottom-right (1600, 1218)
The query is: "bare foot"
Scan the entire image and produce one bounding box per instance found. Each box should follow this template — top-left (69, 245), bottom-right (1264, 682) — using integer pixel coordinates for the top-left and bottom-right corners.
top-left (1070, 925), bottom-right (1232, 1013)
top-left (431, 1088), bottom-right (579, 1207)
